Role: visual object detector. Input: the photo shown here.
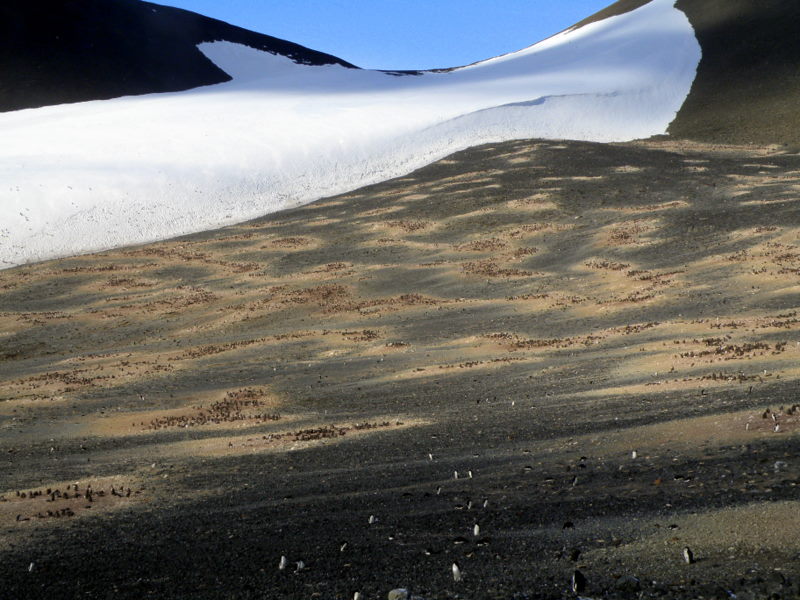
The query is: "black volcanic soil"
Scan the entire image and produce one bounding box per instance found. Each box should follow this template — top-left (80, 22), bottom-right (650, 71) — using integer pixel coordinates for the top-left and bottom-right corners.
top-left (3, 138), bottom-right (800, 598)
top-left (577, 0), bottom-right (800, 147)
top-left (0, 0), bottom-right (355, 112)
top-left (669, 0), bottom-right (800, 147)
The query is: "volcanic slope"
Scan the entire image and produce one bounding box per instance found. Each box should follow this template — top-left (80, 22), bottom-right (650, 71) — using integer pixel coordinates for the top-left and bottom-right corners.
top-left (0, 0), bottom-right (701, 268)
top-left (578, 0), bottom-right (800, 146)
top-left (3, 138), bottom-right (800, 598)
top-left (0, 0), bottom-right (354, 112)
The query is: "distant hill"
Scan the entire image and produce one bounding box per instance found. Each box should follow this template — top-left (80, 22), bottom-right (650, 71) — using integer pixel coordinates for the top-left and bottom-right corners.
top-left (5, 0), bottom-right (799, 148)
top-left (577, 0), bottom-right (800, 146)
top-left (0, 0), bottom-right (705, 268)
top-left (0, 0), bottom-right (356, 112)
top-left (669, 0), bottom-right (800, 147)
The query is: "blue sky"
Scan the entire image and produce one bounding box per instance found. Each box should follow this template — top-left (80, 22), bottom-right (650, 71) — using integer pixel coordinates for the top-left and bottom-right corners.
top-left (155, 0), bottom-right (612, 70)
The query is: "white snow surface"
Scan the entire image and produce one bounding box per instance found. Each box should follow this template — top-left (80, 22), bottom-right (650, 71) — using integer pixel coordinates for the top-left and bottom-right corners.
top-left (0, 0), bottom-right (701, 268)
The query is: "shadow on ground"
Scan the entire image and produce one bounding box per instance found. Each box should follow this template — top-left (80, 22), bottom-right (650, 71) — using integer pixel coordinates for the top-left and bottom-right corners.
top-left (2, 138), bottom-right (800, 598)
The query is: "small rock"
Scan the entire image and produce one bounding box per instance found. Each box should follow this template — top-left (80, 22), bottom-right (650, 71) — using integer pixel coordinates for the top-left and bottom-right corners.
top-left (388, 589), bottom-right (410, 600)
top-left (613, 575), bottom-right (641, 595)
top-left (766, 570), bottom-right (787, 587)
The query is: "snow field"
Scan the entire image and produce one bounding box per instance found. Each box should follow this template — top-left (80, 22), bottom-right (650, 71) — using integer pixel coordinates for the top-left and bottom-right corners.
top-left (0, 0), bottom-right (700, 267)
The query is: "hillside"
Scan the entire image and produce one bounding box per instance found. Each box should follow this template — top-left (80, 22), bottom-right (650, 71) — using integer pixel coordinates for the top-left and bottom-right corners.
top-left (3, 1), bottom-right (800, 597)
top-left (578, 0), bottom-right (800, 146)
top-left (2, 138), bottom-right (800, 598)
top-left (0, 0), bottom-right (354, 112)
top-left (6, 0), bottom-right (800, 269)
top-left (0, 0), bottom-right (701, 268)
top-left (670, 0), bottom-right (800, 146)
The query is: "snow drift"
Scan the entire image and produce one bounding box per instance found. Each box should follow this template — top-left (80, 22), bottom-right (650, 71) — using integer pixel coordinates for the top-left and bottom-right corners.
top-left (0, 0), bottom-right (700, 268)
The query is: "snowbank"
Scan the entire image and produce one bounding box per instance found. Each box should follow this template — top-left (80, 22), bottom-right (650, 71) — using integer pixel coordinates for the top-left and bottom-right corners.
top-left (0, 0), bottom-right (700, 267)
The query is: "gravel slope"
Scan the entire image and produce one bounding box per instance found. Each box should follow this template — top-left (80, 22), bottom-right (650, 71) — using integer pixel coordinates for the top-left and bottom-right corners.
top-left (3, 138), bottom-right (800, 598)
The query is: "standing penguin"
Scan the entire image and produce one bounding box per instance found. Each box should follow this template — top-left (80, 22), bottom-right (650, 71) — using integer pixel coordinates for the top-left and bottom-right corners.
top-left (571, 569), bottom-right (587, 594)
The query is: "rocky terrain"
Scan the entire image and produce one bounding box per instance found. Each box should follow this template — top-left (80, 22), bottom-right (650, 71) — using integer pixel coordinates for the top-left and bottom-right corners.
top-left (3, 138), bottom-right (800, 598)
top-left (0, 0), bottom-right (353, 113)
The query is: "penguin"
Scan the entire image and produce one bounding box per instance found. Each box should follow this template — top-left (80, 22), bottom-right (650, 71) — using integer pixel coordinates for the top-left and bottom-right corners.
top-left (278, 555), bottom-right (288, 570)
top-left (571, 569), bottom-right (587, 594)
top-left (683, 546), bottom-right (694, 564)
top-left (452, 561), bottom-right (462, 582)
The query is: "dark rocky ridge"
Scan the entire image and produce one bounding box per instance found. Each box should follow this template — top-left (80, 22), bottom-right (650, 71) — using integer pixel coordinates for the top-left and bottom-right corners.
top-left (0, 0), bottom-right (356, 112)
top-left (669, 0), bottom-right (800, 147)
top-left (576, 0), bottom-right (800, 146)
top-left (5, 0), bottom-right (800, 147)
top-left (571, 0), bottom-right (650, 29)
